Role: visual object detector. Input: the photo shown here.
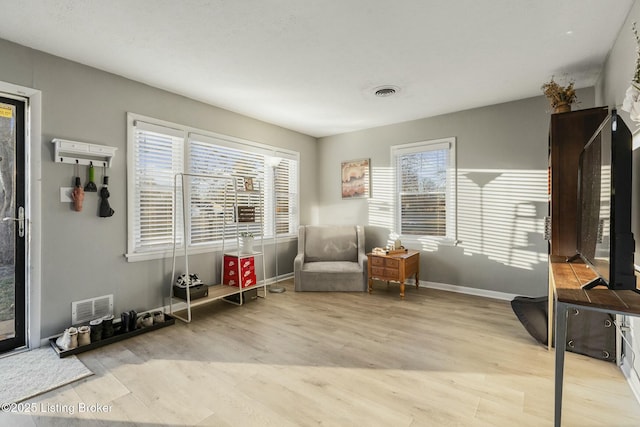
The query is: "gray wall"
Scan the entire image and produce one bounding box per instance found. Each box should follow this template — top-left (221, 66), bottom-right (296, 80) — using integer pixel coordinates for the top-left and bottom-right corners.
top-left (596, 0), bottom-right (640, 391)
top-left (0, 24), bottom-right (613, 337)
top-left (598, 0), bottom-right (640, 270)
top-left (0, 38), bottom-right (316, 338)
top-left (317, 88), bottom-right (595, 296)
top-left (597, 0), bottom-right (639, 111)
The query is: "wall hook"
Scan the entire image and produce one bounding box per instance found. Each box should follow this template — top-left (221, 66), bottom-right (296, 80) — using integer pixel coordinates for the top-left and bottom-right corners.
top-left (51, 139), bottom-right (117, 168)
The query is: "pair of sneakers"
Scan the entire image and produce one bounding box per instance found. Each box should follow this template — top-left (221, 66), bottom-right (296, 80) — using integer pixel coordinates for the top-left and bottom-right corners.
top-left (55, 327), bottom-right (78, 351)
top-left (136, 311), bottom-right (165, 328)
top-left (56, 318), bottom-right (105, 351)
top-left (56, 325), bottom-right (90, 350)
top-left (175, 273), bottom-right (203, 288)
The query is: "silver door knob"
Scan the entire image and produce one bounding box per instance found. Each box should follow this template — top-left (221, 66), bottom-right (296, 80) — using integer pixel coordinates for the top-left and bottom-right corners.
top-left (2, 206), bottom-right (25, 237)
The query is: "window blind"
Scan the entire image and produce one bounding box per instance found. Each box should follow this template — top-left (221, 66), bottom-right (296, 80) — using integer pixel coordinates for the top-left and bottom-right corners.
top-left (132, 121), bottom-right (184, 252)
top-left (394, 140), bottom-right (452, 237)
top-left (270, 157), bottom-right (298, 235)
top-left (127, 113), bottom-right (300, 260)
top-left (188, 134), bottom-right (265, 244)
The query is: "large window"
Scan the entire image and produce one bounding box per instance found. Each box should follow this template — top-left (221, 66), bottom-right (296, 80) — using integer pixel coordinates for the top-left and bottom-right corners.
top-left (129, 120), bottom-right (184, 254)
top-left (391, 137), bottom-right (456, 242)
top-left (126, 113), bottom-right (299, 261)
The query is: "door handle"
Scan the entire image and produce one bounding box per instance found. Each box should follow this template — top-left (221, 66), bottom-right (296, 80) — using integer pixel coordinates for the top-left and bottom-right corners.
top-left (3, 206), bottom-right (25, 237)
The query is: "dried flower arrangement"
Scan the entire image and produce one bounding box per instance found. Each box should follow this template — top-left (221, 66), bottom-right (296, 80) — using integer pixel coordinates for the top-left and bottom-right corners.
top-left (622, 22), bottom-right (640, 122)
top-left (632, 22), bottom-right (640, 85)
top-left (541, 77), bottom-right (577, 111)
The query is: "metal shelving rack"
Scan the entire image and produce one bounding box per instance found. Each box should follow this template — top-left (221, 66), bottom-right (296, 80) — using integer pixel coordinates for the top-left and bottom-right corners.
top-left (169, 173), bottom-right (267, 323)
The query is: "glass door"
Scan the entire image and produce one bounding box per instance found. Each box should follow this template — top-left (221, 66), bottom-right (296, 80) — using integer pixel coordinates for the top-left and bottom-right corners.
top-left (0, 95), bottom-right (26, 353)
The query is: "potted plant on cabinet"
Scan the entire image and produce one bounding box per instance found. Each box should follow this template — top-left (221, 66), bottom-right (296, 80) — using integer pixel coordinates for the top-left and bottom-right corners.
top-left (541, 76), bottom-right (577, 113)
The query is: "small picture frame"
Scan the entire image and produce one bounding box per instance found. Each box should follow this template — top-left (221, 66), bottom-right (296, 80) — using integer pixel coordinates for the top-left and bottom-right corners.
top-left (341, 158), bottom-right (370, 199)
top-left (243, 177), bottom-right (254, 191)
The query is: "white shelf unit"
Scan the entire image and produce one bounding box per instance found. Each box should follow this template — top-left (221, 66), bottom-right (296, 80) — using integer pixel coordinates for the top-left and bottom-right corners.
top-left (169, 173), bottom-right (267, 323)
top-left (51, 138), bottom-right (117, 167)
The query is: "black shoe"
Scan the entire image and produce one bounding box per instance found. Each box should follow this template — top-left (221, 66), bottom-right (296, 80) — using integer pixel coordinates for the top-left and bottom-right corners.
top-left (89, 318), bottom-right (103, 342)
top-left (120, 312), bottom-right (130, 334)
top-left (102, 315), bottom-right (115, 339)
top-left (129, 310), bottom-right (137, 331)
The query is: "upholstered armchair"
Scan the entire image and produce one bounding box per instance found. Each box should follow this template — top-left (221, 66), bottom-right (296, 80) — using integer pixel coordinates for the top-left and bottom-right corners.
top-left (294, 225), bottom-right (367, 292)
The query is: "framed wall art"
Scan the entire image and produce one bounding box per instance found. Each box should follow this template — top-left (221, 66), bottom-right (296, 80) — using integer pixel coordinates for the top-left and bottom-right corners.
top-left (341, 158), bottom-right (370, 199)
top-left (243, 177), bottom-right (254, 191)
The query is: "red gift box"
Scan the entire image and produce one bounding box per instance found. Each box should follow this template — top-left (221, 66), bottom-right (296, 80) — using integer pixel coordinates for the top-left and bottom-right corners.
top-left (223, 255), bottom-right (256, 288)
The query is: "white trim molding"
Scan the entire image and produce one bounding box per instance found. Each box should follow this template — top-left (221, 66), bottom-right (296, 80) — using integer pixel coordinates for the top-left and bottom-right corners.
top-left (0, 81), bottom-right (43, 349)
top-left (419, 280), bottom-right (520, 301)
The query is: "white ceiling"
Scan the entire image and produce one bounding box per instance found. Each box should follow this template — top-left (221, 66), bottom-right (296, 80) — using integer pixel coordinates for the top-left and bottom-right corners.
top-left (0, 1), bottom-right (634, 137)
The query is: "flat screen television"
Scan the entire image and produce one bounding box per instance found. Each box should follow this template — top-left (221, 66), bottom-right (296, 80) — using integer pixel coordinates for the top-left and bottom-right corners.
top-left (575, 109), bottom-right (636, 290)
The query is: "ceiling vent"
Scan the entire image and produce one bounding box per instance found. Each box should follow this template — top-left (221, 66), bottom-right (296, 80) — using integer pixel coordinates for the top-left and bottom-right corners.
top-left (373, 86), bottom-right (400, 97)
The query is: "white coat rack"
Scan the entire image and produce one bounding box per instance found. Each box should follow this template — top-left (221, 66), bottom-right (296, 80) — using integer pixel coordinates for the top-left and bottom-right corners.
top-left (52, 138), bottom-right (117, 168)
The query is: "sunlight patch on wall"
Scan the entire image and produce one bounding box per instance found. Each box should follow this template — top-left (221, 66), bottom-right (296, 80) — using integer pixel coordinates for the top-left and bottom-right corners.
top-left (367, 165), bottom-right (548, 271)
top-left (367, 166), bottom-right (395, 230)
top-left (458, 169), bottom-right (548, 270)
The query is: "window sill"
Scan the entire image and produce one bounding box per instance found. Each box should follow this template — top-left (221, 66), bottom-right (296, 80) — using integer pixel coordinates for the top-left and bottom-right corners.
top-left (399, 235), bottom-right (458, 247)
top-left (125, 234), bottom-right (298, 262)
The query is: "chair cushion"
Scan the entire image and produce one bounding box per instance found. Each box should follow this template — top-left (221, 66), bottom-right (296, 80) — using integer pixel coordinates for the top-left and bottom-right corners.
top-left (304, 226), bottom-right (358, 262)
top-left (301, 261), bottom-right (362, 273)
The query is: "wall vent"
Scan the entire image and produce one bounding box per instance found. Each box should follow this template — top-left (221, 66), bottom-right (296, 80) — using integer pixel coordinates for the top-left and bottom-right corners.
top-left (71, 294), bottom-right (113, 325)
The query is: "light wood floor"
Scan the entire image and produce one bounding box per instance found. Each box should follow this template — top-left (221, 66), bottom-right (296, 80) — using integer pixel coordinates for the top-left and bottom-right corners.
top-left (3, 279), bottom-right (640, 426)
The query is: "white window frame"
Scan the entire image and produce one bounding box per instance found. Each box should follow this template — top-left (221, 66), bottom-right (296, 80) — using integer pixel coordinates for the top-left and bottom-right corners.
top-left (126, 113), bottom-right (300, 262)
top-left (391, 137), bottom-right (457, 245)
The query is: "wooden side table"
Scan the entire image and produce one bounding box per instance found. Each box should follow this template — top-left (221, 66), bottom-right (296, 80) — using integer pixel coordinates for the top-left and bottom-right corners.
top-left (367, 250), bottom-right (420, 298)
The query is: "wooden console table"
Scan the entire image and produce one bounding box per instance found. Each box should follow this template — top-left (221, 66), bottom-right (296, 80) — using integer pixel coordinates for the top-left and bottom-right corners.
top-left (367, 250), bottom-right (420, 298)
top-left (550, 255), bottom-right (640, 426)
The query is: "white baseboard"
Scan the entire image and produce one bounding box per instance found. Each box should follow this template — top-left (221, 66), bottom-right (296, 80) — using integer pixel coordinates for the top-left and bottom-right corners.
top-left (621, 358), bottom-right (640, 406)
top-left (269, 273), bottom-right (294, 283)
top-left (41, 274), bottom-right (506, 347)
top-left (145, 273), bottom-right (298, 323)
top-left (419, 280), bottom-right (520, 301)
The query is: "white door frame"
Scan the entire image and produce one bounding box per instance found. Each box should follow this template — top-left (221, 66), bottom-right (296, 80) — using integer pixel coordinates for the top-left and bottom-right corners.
top-left (0, 80), bottom-right (42, 349)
